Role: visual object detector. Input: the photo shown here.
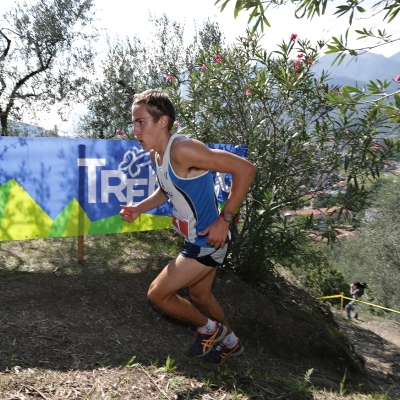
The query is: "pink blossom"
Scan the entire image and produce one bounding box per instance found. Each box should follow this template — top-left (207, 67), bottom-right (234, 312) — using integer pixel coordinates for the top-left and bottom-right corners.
top-left (200, 64), bottom-right (207, 72)
top-left (306, 58), bottom-right (313, 65)
top-left (297, 53), bottom-right (304, 59)
top-left (294, 59), bottom-right (302, 69)
top-left (117, 130), bottom-right (124, 136)
top-left (167, 75), bottom-right (174, 82)
top-left (394, 74), bottom-right (400, 82)
top-left (245, 88), bottom-right (251, 95)
top-left (174, 122), bottom-right (180, 127)
top-left (290, 33), bottom-right (297, 42)
top-left (214, 54), bottom-right (222, 64)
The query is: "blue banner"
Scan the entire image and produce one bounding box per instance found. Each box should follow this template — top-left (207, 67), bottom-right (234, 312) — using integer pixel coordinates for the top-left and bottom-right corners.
top-left (0, 137), bottom-right (247, 241)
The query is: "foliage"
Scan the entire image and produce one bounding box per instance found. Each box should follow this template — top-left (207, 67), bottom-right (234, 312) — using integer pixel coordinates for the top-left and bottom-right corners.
top-left (325, 176), bottom-right (400, 320)
top-left (156, 356), bottom-right (178, 372)
top-left (303, 264), bottom-right (348, 299)
top-left (280, 243), bottom-right (348, 298)
top-left (78, 12), bottom-right (400, 286)
top-left (0, 0), bottom-right (97, 136)
top-left (286, 368), bottom-right (314, 400)
top-left (215, 0), bottom-right (400, 57)
top-left (76, 16), bottom-right (224, 139)
top-left (215, 0), bottom-right (400, 128)
top-left (172, 31), bottom-right (399, 281)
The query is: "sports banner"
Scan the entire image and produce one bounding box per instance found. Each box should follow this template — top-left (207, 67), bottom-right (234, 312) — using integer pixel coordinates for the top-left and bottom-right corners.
top-left (0, 137), bottom-right (247, 241)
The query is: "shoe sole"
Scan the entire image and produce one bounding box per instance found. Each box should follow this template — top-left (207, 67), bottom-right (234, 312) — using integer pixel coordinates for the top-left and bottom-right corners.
top-left (214, 345), bottom-right (245, 366)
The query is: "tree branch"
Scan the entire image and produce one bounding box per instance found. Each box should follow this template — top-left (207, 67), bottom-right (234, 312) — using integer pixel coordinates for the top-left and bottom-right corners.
top-left (0, 30), bottom-right (11, 63)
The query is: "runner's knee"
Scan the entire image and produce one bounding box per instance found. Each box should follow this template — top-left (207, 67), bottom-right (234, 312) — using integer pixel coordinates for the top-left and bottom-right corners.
top-left (190, 291), bottom-right (212, 307)
top-left (148, 283), bottom-right (163, 305)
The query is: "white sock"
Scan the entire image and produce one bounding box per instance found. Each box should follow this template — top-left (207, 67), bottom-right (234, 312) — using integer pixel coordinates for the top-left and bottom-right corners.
top-left (198, 319), bottom-right (216, 334)
top-left (222, 331), bottom-right (238, 348)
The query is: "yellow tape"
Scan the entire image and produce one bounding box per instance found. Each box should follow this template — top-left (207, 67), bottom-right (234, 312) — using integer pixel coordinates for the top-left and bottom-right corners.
top-left (317, 294), bottom-right (400, 315)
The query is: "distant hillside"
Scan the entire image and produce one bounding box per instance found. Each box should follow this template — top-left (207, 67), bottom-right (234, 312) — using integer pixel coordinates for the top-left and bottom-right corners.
top-left (313, 51), bottom-right (400, 90)
top-left (7, 120), bottom-right (49, 137)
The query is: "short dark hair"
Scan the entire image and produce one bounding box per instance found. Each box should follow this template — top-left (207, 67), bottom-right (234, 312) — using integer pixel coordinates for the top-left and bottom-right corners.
top-left (133, 89), bottom-right (176, 131)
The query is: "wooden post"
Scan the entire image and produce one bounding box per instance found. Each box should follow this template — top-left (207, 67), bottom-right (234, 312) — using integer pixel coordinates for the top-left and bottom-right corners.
top-left (78, 144), bottom-right (86, 264)
top-left (340, 292), bottom-right (344, 314)
top-left (78, 235), bottom-right (84, 263)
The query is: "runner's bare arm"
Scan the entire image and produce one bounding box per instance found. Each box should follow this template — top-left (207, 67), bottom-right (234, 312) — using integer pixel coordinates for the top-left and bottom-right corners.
top-left (171, 138), bottom-right (256, 247)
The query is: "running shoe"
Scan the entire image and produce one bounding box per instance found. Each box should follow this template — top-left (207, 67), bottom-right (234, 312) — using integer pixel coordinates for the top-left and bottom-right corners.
top-left (188, 322), bottom-right (227, 357)
top-left (205, 339), bottom-right (244, 365)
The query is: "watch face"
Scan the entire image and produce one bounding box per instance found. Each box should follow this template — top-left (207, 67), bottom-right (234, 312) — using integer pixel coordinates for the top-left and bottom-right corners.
top-left (223, 212), bottom-right (234, 222)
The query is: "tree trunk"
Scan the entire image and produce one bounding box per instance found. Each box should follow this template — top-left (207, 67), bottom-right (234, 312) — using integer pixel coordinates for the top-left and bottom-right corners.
top-left (0, 113), bottom-right (8, 136)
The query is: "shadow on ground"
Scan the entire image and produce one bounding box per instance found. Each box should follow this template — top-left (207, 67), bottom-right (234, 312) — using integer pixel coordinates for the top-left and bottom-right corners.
top-left (2, 232), bottom-right (398, 398)
top-left (0, 263), bottom-right (380, 398)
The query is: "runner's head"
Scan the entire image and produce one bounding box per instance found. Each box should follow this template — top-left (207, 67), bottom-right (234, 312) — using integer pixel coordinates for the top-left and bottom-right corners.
top-left (133, 89), bottom-right (176, 131)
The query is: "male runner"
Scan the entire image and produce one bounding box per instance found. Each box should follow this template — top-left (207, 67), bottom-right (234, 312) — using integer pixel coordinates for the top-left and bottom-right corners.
top-left (120, 89), bottom-right (256, 364)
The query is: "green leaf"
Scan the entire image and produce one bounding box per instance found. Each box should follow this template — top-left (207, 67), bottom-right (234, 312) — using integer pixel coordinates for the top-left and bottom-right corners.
top-left (215, 0), bottom-right (230, 12)
top-left (343, 86), bottom-right (363, 94)
top-left (394, 94), bottom-right (400, 109)
top-left (233, 0), bottom-right (245, 18)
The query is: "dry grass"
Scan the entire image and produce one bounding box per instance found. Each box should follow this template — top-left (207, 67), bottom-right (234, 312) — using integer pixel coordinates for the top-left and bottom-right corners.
top-left (1, 232), bottom-right (399, 399)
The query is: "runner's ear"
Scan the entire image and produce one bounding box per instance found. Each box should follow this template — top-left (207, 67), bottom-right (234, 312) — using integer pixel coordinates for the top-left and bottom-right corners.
top-left (159, 115), bottom-right (169, 129)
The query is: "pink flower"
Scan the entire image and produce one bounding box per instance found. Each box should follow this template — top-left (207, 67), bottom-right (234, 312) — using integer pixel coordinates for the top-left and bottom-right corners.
top-left (167, 75), bottom-right (174, 82)
top-left (290, 33), bottom-right (297, 42)
top-left (394, 74), bottom-right (400, 82)
top-left (306, 58), bottom-right (313, 65)
top-left (214, 54), bottom-right (222, 64)
top-left (294, 59), bottom-right (302, 69)
top-left (117, 130), bottom-right (124, 136)
top-left (245, 88), bottom-right (251, 95)
top-left (174, 122), bottom-right (180, 127)
top-left (297, 53), bottom-right (304, 59)
top-left (200, 64), bottom-right (207, 72)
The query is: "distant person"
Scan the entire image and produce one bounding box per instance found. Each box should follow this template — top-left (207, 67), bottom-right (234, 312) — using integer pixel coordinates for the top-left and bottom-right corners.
top-left (345, 281), bottom-right (368, 319)
top-left (120, 89), bottom-right (256, 364)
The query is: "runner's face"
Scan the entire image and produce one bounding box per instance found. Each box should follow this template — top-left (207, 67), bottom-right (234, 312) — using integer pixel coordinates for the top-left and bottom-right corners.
top-left (132, 104), bottom-right (162, 150)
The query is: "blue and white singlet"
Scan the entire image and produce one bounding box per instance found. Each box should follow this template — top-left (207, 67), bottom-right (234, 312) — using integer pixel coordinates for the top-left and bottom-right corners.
top-left (155, 134), bottom-right (219, 247)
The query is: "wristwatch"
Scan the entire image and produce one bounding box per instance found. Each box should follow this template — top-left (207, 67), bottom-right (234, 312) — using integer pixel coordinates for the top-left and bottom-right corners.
top-left (220, 210), bottom-right (235, 222)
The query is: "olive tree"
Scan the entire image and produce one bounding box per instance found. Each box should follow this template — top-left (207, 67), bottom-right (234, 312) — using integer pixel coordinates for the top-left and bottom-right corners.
top-left (0, 0), bottom-right (97, 136)
top-left (77, 15), bottom-right (224, 139)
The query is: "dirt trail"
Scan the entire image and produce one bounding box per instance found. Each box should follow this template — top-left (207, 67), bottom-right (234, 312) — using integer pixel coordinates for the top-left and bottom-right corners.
top-left (335, 313), bottom-right (400, 398)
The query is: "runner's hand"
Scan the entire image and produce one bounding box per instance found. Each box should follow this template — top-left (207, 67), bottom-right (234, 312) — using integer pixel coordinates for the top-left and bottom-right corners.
top-left (120, 206), bottom-right (141, 223)
top-left (199, 218), bottom-right (230, 248)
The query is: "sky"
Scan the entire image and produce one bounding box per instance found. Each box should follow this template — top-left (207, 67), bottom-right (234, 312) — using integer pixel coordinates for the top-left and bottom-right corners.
top-left (3, 0), bottom-right (400, 133)
top-left (93, 0), bottom-right (400, 56)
